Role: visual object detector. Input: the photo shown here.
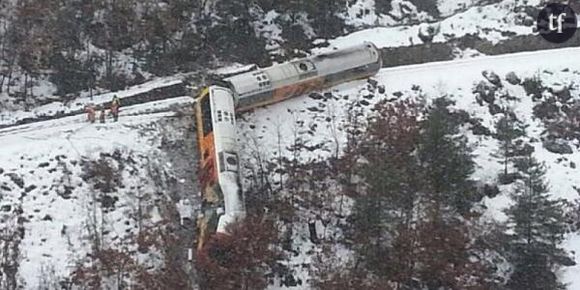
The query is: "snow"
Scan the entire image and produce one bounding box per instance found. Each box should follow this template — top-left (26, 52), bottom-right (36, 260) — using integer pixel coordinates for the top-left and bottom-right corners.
top-left (239, 47), bottom-right (580, 289)
top-left (2, 12), bottom-right (580, 287)
top-left (563, 233), bottom-right (580, 288)
top-left (0, 95), bottom-right (191, 288)
top-left (320, 1), bottom-right (535, 51)
top-left (0, 75), bottom-right (184, 128)
top-left (437, 0), bottom-right (478, 17)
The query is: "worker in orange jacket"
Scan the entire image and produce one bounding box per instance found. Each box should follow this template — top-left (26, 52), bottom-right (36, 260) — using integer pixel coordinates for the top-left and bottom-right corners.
top-left (85, 104), bottom-right (96, 123)
top-left (110, 95), bottom-right (120, 122)
top-left (99, 105), bottom-right (106, 123)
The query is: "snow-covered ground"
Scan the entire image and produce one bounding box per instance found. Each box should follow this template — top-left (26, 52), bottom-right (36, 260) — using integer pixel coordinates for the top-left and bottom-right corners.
top-left (322, 0), bottom-right (538, 51)
top-left (238, 47), bottom-right (580, 289)
top-left (0, 97), bottom-right (194, 288)
top-left (2, 30), bottom-right (580, 290)
top-left (0, 75), bottom-right (184, 128)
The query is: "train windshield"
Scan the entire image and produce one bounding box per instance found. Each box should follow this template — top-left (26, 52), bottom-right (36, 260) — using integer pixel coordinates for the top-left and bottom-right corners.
top-left (201, 94), bottom-right (213, 136)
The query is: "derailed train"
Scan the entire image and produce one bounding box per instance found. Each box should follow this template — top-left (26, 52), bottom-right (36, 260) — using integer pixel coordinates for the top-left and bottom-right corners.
top-left (194, 42), bottom-right (382, 260)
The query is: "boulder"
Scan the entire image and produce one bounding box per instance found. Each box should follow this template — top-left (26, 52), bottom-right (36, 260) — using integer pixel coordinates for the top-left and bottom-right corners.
top-left (482, 70), bottom-right (502, 87)
top-left (543, 139), bottom-right (573, 154)
top-left (505, 71), bottom-right (521, 85)
top-left (483, 184), bottom-right (500, 198)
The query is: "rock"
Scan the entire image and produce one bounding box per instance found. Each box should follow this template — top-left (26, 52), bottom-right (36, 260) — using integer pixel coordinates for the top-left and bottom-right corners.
top-left (38, 162), bottom-right (50, 168)
top-left (543, 139), bottom-right (573, 154)
top-left (499, 172), bottom-right (522, 185)
top-left (378, 85), bottom-right (386, 94)
top-left (474, 81), bottom-right (496, 104)
top-left (0, 168), bottom-right (3, 175)
top-left (522, 16), bottom-right (534, 26)
top-left (309, 93), bottom-right (323, 100)
top-left (505, 71), bottom-right (521, 85)
top-left (24, 185), bottom-right (37, 193)
top-left (6, 173), bottom-right (24, 189)
top-left (323, 92), bottom-right (333, 100)
top-left (393, 91), bottom-right (403, 97)
top-left (1, 205), bottom-right (11, 212)
top-left (0, 184), bottom-right (9, 192)
top-left (489, 104), bottom-right (503, 115)
top-left (552, 86), bottom-right (572, 102)
top-left (471, 123), bottom-right (492, 136)
top-left (42, 215), bottom-right (52, 221)
top-left (482, 70), bottom-right (502, 87)
top-left (558, 255), bottom-right (577, 267)
top-left (418, 23), bottom-right (439, 43)
top-left (367, 78), bottom-right (378, 88)
top-left (483, 184), bottom-right (500, 198)
top-left (282, 274), bottom-right (301, 287)
top-left (571, 162), bottom-right (576, 169)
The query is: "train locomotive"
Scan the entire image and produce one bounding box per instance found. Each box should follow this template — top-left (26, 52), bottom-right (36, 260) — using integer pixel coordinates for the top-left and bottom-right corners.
top-left (194, 42), bottom-right (382, 261)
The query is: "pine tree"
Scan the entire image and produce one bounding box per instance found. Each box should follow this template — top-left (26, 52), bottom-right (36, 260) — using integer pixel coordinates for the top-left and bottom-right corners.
top-left (348, 100), bottom-right (422, 280)
top-left (417, 97), bottom-right (475, 214)
top-left (494, 111), bottom-right (526, 178)
top-left (505, 153), bottom-right (570, 290)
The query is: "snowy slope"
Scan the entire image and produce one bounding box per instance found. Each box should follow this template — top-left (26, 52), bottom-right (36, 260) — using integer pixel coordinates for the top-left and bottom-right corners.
top-left (0, 76), bottom-right (184, 128)
top-left (0, 97), bottom-right (195, 288)
top-left (2, 45), bottom-right (580, 289)
top-left (238, 47), bottom-right (580, 289)
top-left (321, 0), bottom-right (538, 51)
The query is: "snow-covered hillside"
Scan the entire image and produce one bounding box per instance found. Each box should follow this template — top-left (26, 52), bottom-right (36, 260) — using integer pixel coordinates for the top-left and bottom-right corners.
top-left (0, 97), bottom-right (199, 288)
top-left (238, 47), bottom-right (580, 289)
top-left (1, 0), bottom-right (580, 286)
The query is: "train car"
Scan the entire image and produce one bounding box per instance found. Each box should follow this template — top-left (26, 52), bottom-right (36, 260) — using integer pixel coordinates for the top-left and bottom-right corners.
top-left (193, 42), bottom-right (382, 262)
top-left (194, 86), bottom-right (246, 252)
top-left (225, 42), bottom-right (382, 112)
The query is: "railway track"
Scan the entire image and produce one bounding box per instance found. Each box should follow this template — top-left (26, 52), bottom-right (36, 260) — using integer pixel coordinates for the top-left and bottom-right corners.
top-left (3, 45), bottom-right (580, 134)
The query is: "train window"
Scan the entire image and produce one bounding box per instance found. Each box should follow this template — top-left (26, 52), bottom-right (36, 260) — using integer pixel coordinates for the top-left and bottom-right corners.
top-left (226, 156), bottom-right (237, 166)
top-left (201, 96), bottom-right (213, 136)
top-left (219, 152), bottom-right (239, 172)
top-left (218, 153), bottom-right (225, 173)
top-left (299, 63), bottom-right (308, 71)
top-left (217, 110), bottom-right (222, 122)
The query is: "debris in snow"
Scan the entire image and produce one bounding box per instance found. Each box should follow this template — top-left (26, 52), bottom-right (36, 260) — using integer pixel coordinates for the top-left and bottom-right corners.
top-left (177, 198), bottom-right (193, 225)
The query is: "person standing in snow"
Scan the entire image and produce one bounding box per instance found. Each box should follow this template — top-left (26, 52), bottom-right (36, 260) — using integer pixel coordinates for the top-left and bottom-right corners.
top-left (110, 95), bottom-right (120, 122)
top-left (99, 105), bottom-right (106, 123)
top-left (85, 104), bottom-right (96, 123)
